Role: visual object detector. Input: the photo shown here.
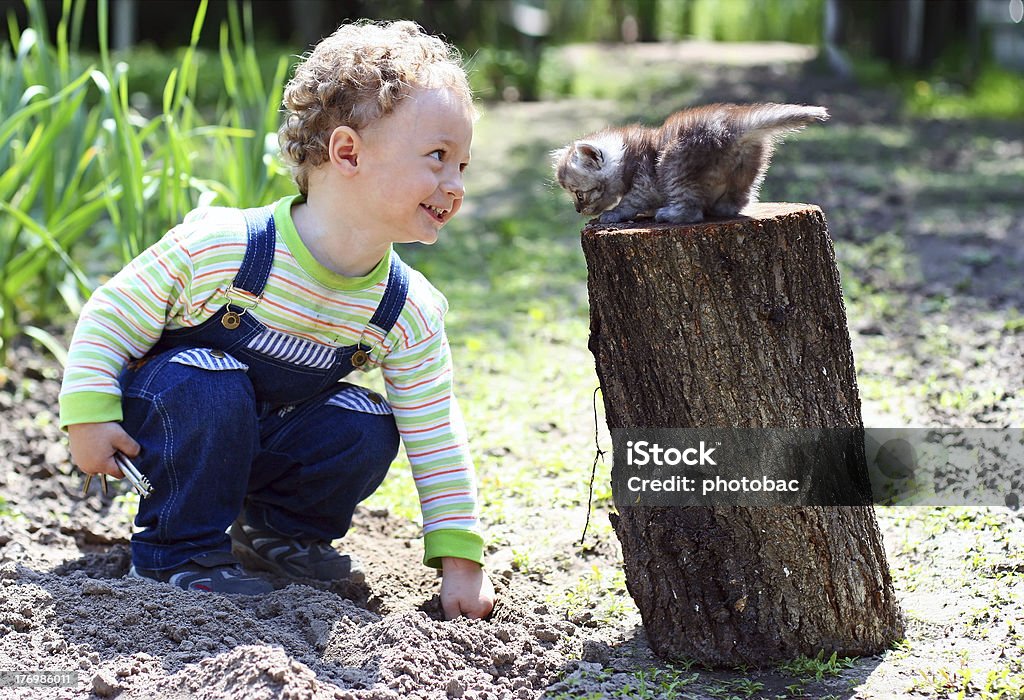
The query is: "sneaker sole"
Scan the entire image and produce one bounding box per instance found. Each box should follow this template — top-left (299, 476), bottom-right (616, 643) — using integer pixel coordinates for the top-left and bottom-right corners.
top-left (231, 535), bottom-right (366, 585)
top-left (127, 563), bottom-right (273, 595)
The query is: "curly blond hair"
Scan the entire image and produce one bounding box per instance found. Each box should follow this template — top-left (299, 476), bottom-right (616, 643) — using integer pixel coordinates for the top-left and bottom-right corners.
top-left (278, 20), bottom-right (473, 196)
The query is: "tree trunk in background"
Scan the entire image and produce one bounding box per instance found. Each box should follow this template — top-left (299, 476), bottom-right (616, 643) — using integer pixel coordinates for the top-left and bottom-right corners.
top-left (845, 0), bottom-right (972, 71)
top-left (581, 204), bottom-right (904, 666)
top-left (635, 0), bottom-right (659, 42)
top-left (290, 0), bottom-right (332, 47)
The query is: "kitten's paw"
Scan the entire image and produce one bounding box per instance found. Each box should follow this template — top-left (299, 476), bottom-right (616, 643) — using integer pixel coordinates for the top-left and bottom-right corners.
top-left (597, 210), bottom-right (634, 224)
top-left (655, 205), bottom-right (703, 223)
top-left (710, 201), bottom-right (745, 218)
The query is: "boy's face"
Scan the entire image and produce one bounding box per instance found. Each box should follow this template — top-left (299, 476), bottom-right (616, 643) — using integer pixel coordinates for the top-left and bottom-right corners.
top-left (354, 86), bottom-right (473, 245)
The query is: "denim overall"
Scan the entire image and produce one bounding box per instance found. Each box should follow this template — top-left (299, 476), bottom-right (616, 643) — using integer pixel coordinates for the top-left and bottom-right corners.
top-left (119, 205), bottom-right (405, 571)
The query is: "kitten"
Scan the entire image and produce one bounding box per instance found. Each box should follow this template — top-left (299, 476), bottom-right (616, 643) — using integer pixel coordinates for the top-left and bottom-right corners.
top-left (553, 103), bottom-right (829, 224)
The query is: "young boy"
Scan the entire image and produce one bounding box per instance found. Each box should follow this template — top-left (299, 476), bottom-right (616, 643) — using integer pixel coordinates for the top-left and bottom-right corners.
top-left (59, 21), bottom-right (494, 619)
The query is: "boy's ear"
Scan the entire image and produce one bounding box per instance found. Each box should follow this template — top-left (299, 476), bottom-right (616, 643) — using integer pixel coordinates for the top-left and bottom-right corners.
top-left (327, 126), bottom-right (361, 173)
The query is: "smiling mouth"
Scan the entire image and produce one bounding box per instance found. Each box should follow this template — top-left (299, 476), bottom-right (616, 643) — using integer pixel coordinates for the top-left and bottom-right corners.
top-left (421, 204), bottom-right (450, 223)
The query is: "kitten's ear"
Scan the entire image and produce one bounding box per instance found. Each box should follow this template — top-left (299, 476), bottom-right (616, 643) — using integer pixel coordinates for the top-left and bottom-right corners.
top-left (550, 146), bottom-right (569, 167)
top-left (574, 142), bottom-right (604, 169)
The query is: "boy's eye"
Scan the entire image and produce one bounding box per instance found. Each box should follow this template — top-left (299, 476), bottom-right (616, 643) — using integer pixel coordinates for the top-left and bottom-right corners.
top-left (429, 149), bottom-right (445, 161)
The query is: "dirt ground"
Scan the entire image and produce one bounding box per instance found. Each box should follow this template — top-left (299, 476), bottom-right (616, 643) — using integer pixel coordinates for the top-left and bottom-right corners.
top-left (2, 41), bottom-right (1024, 700)
top-left (2, 348), bottom-right (1022, 700)
top-left (0, 341), bottom-right (585, 700)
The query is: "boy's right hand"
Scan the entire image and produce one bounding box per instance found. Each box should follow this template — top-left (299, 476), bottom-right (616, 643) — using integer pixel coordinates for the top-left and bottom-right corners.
top-left (67, 422), bottom-right (141, 479)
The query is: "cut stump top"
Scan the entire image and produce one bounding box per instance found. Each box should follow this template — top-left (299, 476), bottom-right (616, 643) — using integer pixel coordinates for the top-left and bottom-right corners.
top-left (581, 202), bottom-right (823, 238)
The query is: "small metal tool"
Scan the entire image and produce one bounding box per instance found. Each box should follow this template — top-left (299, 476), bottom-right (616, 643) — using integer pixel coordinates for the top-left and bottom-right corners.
top-left (82, 472), bottom-right (109, 496)
top-left (82, 454), bottom-right (153, 498)
top-left (113, 452), bottom-right (154, 498)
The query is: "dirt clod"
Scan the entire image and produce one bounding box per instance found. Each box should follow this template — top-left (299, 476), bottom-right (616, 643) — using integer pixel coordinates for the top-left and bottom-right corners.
top-left (91, 670), bottom-right (121, 697)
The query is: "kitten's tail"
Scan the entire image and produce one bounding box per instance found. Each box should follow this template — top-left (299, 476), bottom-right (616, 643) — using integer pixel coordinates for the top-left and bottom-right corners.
top-left (734, 103), bottom-right (829, 139)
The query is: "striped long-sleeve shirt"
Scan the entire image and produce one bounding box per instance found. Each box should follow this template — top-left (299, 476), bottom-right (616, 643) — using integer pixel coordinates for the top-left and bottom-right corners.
top-left (59, 195), bottom-right (482, 568)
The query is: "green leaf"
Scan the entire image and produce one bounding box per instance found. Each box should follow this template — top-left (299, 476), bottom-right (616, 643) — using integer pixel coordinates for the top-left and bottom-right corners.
top-left (23, 325), bottom-right (69, 368)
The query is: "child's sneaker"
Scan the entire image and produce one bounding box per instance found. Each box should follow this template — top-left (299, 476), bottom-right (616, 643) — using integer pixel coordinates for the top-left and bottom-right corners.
top-left (229, 519), bottom-right (365, 584)
top-left (128, 551), bottom-right (273, 595)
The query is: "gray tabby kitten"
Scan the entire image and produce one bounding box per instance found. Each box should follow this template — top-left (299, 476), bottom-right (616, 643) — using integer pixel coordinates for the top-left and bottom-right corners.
top-left (553, 103), bottom-right (829, 224)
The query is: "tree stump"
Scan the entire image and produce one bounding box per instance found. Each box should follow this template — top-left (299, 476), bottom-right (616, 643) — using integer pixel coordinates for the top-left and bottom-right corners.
top-left (581, 203), bottom-right (905, 666)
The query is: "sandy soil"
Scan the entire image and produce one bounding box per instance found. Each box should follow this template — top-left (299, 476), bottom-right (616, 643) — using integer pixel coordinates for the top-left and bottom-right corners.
top-left (2, 344), bottom-right (1022, 699)
top-left (0, 342), bottom-right (593, 700)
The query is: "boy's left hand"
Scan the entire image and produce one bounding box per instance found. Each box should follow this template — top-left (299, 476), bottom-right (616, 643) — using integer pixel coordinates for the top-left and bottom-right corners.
top-left (440, 556), bottom-right (495, 620)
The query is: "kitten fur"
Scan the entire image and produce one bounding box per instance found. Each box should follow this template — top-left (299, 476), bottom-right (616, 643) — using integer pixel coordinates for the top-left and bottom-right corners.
top-left (552, 103), bottom-right (829, 224)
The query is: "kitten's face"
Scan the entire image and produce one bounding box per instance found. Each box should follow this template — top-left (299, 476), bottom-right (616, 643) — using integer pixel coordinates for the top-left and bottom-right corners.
top-left (553, 139), bottom-right (623, 216)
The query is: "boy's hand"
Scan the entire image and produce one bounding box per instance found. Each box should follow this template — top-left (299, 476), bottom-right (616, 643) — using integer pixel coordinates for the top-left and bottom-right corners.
top-left (67, 422), bottom-right (141, 479)
top-left (440, 556), bottom-right (495, 620)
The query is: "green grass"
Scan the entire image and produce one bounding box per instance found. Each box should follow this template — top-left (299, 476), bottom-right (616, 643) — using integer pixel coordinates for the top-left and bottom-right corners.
top-left (555, 565), bottom-right (633, 627)
top-left (114, 490), bottom-right (140, 523)
top-left (777, 650), bottom-right (857, 681)
top-left (0, 495), bottom-right (26, 520)
top-left (875, 506), bottom-right (1024, 700)
top-left (906, 67), bottom-right (1024, 121)
top-left (627, 668), bottom-right (702, 699)
top-left (911, 665), bottom-right (1024, 700)
top-left (853, 56), bottom-right (1024, 121)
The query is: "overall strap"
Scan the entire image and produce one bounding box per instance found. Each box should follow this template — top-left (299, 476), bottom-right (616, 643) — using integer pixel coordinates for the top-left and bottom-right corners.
top-left (367, 254), bottom-right (411, 337)
top-left (231, 204), bottom-right (278, 296)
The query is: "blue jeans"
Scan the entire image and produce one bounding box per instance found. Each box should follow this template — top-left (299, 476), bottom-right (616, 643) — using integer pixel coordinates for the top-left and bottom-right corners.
top-left (119, 348), bottom-right (399, 571)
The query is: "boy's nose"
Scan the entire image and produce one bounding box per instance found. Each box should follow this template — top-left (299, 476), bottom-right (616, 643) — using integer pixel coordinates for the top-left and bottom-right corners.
top-left (443, 171), bottom-right (465, 199)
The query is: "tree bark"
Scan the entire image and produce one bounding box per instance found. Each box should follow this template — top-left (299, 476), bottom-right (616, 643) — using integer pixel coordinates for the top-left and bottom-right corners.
top-left (581, 203), bottom-right (904, 666)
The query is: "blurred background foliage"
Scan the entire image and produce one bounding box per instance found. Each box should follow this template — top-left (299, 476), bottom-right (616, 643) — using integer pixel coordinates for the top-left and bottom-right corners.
top-left (3, 0), bottom-right (1020, 104)
top-left (0, 0), bottom-right (1021, 364)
